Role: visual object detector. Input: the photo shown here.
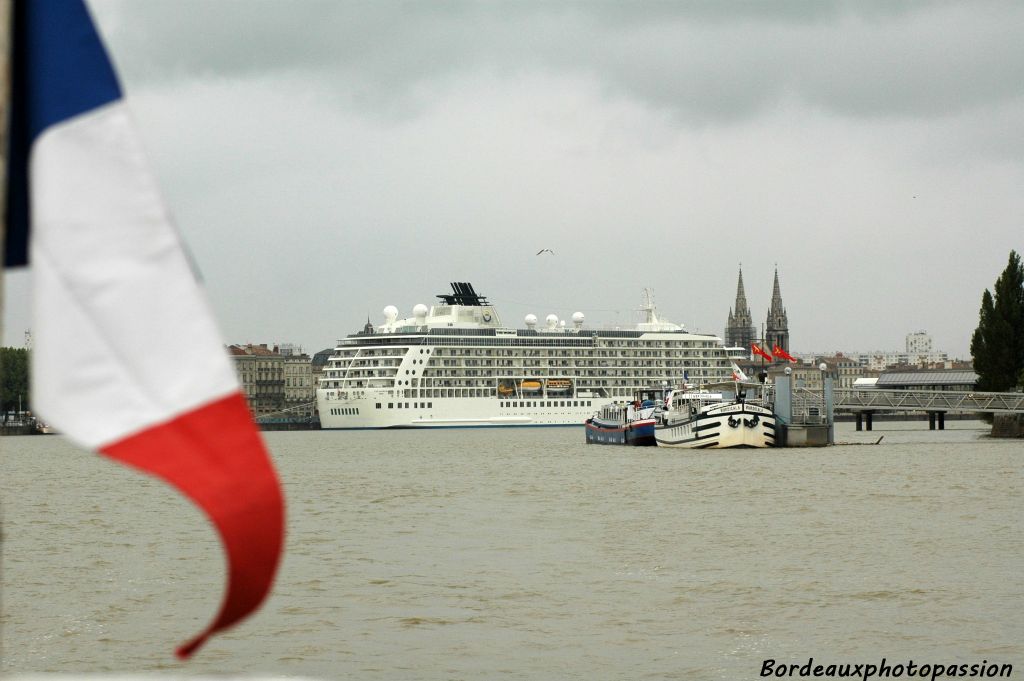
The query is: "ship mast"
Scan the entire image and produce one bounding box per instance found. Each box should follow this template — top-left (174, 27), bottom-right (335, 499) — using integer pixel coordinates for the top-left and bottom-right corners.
top-left (640, 287), bottom-right (657, 325)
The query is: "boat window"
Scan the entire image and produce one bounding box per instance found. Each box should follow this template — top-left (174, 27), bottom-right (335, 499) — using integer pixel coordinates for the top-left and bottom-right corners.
top-left (388, 403), bottom-right (393, 409)
top-left (428, 402), bottom-right (433, 408)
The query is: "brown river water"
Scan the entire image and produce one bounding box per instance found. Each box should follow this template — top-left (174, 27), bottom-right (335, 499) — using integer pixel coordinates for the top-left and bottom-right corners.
top-left (1, 421), bottom-right (1021, 679)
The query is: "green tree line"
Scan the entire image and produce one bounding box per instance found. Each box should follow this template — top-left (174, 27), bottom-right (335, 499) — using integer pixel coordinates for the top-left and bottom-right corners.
top-left (1, 347), bottom-right (31, 412)
top-left (971, 250), bottom-right (1024, 392)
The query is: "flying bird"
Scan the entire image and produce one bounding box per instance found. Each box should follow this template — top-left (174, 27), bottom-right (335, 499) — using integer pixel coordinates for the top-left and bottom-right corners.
top-left (536, 248), bottom-right (554, 255)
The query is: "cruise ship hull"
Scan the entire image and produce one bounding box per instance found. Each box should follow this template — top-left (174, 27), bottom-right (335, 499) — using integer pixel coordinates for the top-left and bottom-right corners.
top-left (319, 390), bottom-right (600, 429)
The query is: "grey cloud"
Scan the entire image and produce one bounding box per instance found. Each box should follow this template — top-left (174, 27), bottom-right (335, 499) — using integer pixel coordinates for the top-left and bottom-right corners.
top-left (94, 0), bottom-right (1024, 124)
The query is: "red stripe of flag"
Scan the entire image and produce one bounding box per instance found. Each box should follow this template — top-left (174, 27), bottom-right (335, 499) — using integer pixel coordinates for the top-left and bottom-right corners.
top-left (102, 392), bottom-right (285, 659)
top-left (751, 343), bottom-right (773, 361)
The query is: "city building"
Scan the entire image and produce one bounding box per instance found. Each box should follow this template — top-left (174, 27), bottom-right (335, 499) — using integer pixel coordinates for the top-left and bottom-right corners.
top-left (228, 343), bottom-right (285, 418)
top-left (815, 354), bottom-right (863, 390)
top-left (905, 331), bottom-right (933, 354)
top-left (766, 363), bottom-right (824, 390)
top-left (798, 329), bottom-right (953, 373)
top-left (281, 345), bottom-right (315, 420)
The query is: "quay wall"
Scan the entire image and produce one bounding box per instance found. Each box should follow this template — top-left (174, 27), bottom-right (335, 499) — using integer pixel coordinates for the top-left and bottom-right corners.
top-left (991, 414), bottom-right (1024, 438)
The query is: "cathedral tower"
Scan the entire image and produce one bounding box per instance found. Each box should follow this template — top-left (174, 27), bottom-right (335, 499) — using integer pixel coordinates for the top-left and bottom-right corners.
top-left (725, 266), bottom-right (756, 349)
top-left (765, 267), bottom-right (790, 361)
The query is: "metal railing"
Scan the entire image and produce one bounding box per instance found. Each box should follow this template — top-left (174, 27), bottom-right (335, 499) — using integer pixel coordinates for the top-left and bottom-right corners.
top-left (254, 400), bottom-right (318, 423)
top-left (833, 389), bottom-right (1024, 414)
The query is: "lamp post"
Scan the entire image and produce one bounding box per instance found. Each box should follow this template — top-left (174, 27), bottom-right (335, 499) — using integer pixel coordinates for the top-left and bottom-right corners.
top-left (784, 366), bottom-right (792, 425)
top-left (818, 362), bottom-right (828, 425)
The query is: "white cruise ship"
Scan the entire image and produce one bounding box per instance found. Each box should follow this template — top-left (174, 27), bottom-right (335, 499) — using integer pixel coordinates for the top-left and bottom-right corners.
top-left (317, 282), bottom-right (741, 429)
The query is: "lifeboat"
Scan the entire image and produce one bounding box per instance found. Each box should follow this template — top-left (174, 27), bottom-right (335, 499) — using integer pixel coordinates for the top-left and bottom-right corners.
top-left (546, 378), bottom-right (572, 393)
top-left (497, 384), bottom-right (515, 396)
top-left (520, 379), bottom-right (542, 394)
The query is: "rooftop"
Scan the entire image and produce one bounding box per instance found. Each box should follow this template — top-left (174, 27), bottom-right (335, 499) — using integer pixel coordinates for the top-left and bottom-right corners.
top-left (876, 370), bottom-right (978, 387)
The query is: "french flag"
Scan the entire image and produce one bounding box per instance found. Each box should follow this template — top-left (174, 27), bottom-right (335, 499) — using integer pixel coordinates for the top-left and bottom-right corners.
top-left (5, 0), bottom-right (285, 658)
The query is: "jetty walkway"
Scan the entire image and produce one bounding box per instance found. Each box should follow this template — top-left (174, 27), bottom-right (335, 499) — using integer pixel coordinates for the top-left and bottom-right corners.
top-left (833, 388), bottom-right (1024, 430)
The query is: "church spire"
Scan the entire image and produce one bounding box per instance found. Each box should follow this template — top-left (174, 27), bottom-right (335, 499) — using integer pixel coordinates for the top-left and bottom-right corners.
top-left (768, 267), bottom-right (785, 318)
top-left (725, 265), bottom-right (755, 349)
top-left (765, 267), bottom-right (790, 359)
top-left (735, 267), bottom-right (751, 317)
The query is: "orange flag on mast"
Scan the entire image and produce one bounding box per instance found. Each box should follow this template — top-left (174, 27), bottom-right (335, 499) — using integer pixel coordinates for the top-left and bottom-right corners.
top-left (773, 345), bottom-right (798, 363)
top-left (751, 343), bottom-right (773, 361)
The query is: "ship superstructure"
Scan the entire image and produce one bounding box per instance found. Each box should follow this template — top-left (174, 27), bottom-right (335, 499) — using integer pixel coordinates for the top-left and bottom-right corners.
top-left (317, 282), bottom-right (741, 429)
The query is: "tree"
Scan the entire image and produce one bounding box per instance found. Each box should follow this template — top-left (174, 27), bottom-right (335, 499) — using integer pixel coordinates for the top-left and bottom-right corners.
top-left (1, 347), bottom-right (31, 412)
top-left (970, 250), bottom-right (1024, 392)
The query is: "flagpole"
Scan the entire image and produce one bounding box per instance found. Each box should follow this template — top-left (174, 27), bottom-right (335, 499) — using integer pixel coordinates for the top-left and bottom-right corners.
top-left (0, 0), bottom-right (10, 661)
top-left (760, 322), bottom-right (765, 377)
top-left (0, 0), bottom-right (12, 343)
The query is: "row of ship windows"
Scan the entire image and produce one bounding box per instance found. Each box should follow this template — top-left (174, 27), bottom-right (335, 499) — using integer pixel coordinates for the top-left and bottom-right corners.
top-left (336, 340), bottom-right (722, 353)
top-left (500, 401), bottom-right (593, 408)
top-left (326, 361), bottom-right (726, 377)
top-left (333, 348), bottom-right (723, 361)
top-left (365, 400), bottom-right (597, 409)
top-left (329, 408), bottom-right (360, 416)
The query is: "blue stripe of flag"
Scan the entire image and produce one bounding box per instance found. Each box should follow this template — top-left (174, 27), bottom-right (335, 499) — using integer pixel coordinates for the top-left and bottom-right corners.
top-left (5, 0), bottom-right (123, 267)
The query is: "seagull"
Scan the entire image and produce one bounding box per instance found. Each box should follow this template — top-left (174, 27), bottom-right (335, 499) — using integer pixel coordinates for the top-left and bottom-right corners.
top-left (536, 248), bottom-right (554, 255)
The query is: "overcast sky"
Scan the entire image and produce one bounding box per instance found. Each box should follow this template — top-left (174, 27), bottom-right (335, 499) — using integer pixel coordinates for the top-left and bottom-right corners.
top-left (4, 0), bottom-right (1022, 358)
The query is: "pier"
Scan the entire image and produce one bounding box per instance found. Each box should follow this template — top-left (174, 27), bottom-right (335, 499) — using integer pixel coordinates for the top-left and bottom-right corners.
top-left (766, 379), bottom-right (1024, 443)
top-left (833, 388), bottom-right (1024, 430)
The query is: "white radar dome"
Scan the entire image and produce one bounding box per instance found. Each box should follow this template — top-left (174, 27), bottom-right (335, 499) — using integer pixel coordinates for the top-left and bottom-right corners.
top-left (572, 311), bottom-right (585, 324)
top-left (413, 303), bottom-right (428, 320)
top-left (545, 314), bottom-right (559, 329)
top-left (525, 314), bottom-right (538, 328)
top-left (383, 305), bottom-right (399, 322)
